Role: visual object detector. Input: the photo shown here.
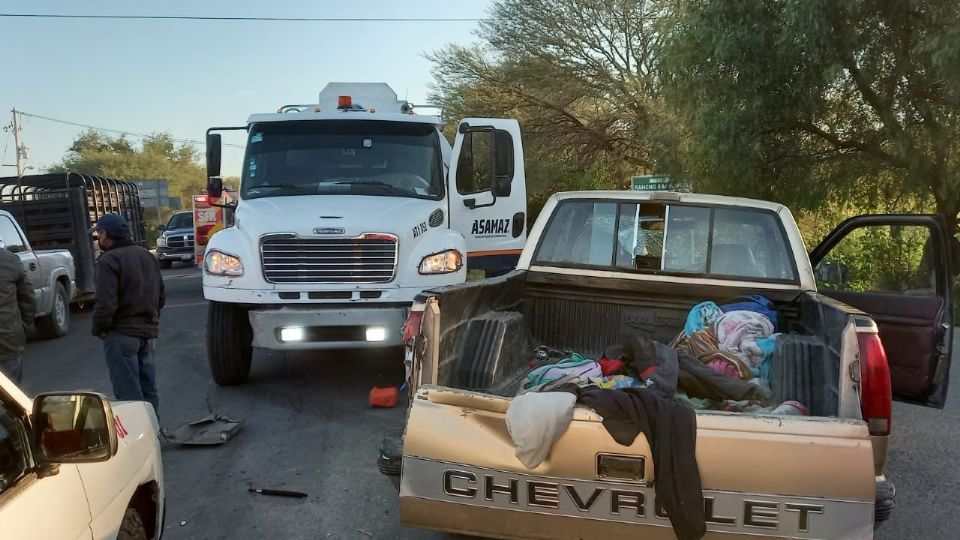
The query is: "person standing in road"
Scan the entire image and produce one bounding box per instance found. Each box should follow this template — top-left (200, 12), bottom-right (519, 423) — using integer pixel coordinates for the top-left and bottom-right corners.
top-left (0, 240), bottom-right (35, 384)
top-left (91, 213), bottom-right (165, 415)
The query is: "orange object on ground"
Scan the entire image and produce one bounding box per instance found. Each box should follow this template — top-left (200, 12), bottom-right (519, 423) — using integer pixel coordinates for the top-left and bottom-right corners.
top-left (370, 386), bottom-right (399, 408)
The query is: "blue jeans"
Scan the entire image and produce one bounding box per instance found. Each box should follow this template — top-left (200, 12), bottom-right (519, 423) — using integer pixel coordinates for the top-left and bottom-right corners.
top-left (0, 356), bottom-right (22, 385)
top-left (103, 334), bottom-right (159, 416)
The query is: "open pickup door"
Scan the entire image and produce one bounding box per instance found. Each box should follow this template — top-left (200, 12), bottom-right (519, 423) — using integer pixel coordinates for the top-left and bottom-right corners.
top-left (811, 214), bottom-right (954, 408)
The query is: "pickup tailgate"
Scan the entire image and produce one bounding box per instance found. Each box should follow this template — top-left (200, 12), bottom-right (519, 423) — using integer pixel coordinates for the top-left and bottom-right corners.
top-left (400, 386), bottom-right (876, 540)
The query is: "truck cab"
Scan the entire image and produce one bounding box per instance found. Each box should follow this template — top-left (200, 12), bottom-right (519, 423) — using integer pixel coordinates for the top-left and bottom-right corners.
top-left (202, 83), bottom-right (527, 385)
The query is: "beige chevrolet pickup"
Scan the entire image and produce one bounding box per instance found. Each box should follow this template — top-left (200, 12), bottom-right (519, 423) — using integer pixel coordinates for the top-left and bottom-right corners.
top-left (390, 191), bottom-right (953, 539)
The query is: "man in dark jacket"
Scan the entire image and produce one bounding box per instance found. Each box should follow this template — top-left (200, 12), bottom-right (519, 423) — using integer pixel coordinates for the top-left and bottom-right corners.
top-left (91, 213), bottom-right (165, 414)
top-left (0, 239), bottom-right (35, 384)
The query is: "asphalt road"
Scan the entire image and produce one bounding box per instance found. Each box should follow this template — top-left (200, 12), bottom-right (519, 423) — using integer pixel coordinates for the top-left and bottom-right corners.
top-left (18, 266), bottom-right (960, 539)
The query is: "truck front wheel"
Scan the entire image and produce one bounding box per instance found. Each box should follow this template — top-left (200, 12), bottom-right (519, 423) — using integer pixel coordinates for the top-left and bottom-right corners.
top-left (207, 301), bottom-right (253, 385)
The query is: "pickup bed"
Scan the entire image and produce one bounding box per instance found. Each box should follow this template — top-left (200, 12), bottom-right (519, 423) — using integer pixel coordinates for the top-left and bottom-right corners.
top-left (394, 191), bottom-right (954, 539)
top-left (1, 209), bottom-right (76, 337)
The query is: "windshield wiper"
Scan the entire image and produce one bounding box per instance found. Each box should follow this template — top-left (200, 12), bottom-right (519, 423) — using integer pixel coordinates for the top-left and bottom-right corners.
top-left (333, 180), bottom-right (397, 189)
top-left (245, 185), bottom-right (315, 196)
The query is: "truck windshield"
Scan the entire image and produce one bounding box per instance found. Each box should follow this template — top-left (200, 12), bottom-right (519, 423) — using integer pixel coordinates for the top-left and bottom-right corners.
top-left (533, 200), bottom-right (797, 282)
top-left (166, 213), bottom-right (193, 230)
top-left (241, 120), bottom-right (444, 201)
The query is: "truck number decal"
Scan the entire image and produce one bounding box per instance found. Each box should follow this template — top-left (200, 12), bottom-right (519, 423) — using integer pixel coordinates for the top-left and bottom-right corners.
top-left (413, 222), bottom-right (428, 238)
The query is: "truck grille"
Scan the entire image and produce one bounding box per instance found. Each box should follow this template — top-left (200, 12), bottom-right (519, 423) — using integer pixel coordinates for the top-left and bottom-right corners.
top-left (260, 234), bottom-right (398, 283)
top-left (166, 234), bottom-right (194, 249)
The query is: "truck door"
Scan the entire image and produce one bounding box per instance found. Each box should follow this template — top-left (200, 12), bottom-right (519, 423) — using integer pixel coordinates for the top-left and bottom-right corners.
top-left (448, 119), bottom-right (527, 277)
top-left (0, 214), bottom-right (43, 309)
top-left (811, 214), bottom-right (954, 408)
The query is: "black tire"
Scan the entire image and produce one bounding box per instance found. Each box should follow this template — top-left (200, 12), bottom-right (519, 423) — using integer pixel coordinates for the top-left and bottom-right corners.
top-left (158, 259), bottom-right (173, 269)
top-left (207, 301), bottom-right (253, 385)
top-left (117, 508), bottom-right (148, 540)
top-left (37, 282), bottom-right (69, 338)
top-left (377, 436), bottom-right (403, 477)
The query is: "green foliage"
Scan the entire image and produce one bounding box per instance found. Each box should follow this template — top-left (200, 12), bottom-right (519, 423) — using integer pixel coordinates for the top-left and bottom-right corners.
top-left (665, 0), bottom-right (960, 229)
top-left (49, 130), bottom-right (206, 205)
top-left (428, 0), bottom-right (682, 200)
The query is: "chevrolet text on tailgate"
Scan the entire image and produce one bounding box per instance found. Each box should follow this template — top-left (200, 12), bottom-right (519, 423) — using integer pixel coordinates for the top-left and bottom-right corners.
top-left (201, 82), bottom-right (528, 386)
top-left (395, 191), bottom-right (953, 539)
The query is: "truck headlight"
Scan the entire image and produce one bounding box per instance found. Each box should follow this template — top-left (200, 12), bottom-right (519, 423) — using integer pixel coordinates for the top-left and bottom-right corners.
top-left (205, 250), bottom-right (243, 276)
top-left (418, 249), bottom-right (463, 275)
top-left (156, 236), bottom-right (166, 248)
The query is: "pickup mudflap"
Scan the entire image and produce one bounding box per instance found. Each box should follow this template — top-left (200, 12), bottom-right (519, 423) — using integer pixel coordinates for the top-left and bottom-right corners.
top-left (401, 457), bottom-right (873, 539)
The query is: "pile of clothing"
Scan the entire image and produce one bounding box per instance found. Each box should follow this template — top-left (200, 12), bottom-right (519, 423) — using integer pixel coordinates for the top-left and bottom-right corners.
top-left (503, 295), bottom-right (810, 540)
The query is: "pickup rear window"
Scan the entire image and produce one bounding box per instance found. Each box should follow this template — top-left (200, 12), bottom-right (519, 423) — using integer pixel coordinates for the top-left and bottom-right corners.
top-left (533, 200), bottom-right (797, 282)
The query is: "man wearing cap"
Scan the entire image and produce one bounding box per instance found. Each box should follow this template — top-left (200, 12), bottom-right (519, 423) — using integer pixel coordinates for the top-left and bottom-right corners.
top-left (91, 213), bottom-right (165, 415)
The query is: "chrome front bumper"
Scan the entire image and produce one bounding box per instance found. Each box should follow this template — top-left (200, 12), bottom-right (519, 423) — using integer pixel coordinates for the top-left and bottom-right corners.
top-left (248, 304), bottom-right (408, 350)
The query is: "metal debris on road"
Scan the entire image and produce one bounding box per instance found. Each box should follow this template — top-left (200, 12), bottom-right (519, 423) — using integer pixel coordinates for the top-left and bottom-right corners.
top-left (164, 414), bottom-right (242, 445)
top-left (248, 488), bottom-right (308, 498)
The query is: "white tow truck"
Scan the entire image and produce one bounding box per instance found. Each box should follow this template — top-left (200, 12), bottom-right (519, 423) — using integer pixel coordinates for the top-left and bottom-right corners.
top-left (201, 83), bottom-right (528, 385)
top-left (0, 372), bottom-right (165, 539)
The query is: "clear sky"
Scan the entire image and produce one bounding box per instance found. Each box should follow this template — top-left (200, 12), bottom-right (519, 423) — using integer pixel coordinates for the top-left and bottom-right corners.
top-left (0, 1), bottom-right (490, 177)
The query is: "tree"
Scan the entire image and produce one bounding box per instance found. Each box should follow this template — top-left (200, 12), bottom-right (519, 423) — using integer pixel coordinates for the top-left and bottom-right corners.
top-left (49, 130), bottom-right (207, 205)
top-left (429, 0), bottom-right (683, 220)
top-left (665, 0), bottom-right (960, 230)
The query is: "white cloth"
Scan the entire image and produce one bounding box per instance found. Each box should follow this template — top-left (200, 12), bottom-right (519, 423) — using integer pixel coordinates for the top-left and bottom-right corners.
top-left (506, 392), bottom-right (576, 469)
top-left (716, 311), bottom-right (775, 367)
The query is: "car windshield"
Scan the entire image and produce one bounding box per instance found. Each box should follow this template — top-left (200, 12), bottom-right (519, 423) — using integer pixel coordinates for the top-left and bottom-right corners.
top-left (167, 213), bottom-right (193, 229)
top-left (533, 200), bottom-right (797, 282)
top-left (241, 120), bottom-right (445, 201)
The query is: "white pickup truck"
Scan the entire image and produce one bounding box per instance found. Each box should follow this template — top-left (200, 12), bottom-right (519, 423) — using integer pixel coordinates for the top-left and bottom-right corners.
top-left (0, 209), bottom-right (76, 337)
top-left (396, 190), bottom-right (953, 539)
top-left (0, 372), bottom-right (165, 539)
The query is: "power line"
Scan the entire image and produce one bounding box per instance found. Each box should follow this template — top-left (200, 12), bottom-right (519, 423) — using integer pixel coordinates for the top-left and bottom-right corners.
top-left (0, 13), bottom-right (483, 22)
top-left (17, 111), bottom-right (246, 148)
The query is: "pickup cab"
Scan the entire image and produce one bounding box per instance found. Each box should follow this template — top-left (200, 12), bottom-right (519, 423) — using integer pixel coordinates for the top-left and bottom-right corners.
top-left (0, 371), bottom-right (165, 539)
top-left (155, 211), bottom-right (195, 269)
top-left (0, 209), bottom-right (76, 337)
top-left (396, 191), bottom-right (953, 539)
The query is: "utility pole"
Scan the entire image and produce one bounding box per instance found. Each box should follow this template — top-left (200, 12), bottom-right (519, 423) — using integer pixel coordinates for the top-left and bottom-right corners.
top-left (11, 108), bottom-right (26, 177)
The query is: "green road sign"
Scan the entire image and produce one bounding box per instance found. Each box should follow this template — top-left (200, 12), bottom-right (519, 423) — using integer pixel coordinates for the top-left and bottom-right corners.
top-left (631, 175), bottom-right (689, 192)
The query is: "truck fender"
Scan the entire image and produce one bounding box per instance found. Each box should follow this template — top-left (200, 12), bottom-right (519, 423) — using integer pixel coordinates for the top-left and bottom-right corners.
top-left (404, 229), bottom-right (468, 275)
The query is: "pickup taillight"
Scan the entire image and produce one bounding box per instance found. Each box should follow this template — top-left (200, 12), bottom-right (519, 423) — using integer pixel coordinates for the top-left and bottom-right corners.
top-left (857, 331), bottom-right (893, 436)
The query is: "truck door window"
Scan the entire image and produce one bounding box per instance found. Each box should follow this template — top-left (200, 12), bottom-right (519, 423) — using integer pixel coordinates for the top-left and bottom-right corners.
top-left (0, 402), bottom-right (30, 494)
top-left (815, 224), bottom-right (936, 295)
top-left (0, 217), bottom-right (26, 253)
top-left (456, 129), bottom-right (514, 195)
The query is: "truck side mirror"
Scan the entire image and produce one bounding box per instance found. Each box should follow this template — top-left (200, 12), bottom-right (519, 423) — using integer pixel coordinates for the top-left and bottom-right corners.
top-left (490, 129), bottom-right (513, 198)
top-left (32, 392), bottom-right (118, 464)
top-left (208, 178), bottom-right (224, 199)
top-left (206, 133), bottom-right (222, 180)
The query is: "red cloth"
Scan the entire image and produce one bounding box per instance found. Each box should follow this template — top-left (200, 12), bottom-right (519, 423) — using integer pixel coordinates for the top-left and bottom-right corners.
top-left (369, 386), bottom-right (398, 408)
top-left (598, 357), bottom-right (626, 376)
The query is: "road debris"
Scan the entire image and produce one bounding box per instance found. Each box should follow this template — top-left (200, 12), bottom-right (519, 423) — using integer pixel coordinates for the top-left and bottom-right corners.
top-left (248, 488), bottom-right (308, 498)
top-left (164, 414), bottom-right (242, 445)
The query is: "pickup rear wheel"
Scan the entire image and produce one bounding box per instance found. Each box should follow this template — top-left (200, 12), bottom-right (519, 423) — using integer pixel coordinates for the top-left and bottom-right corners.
top-left (37, 282), bottom-right (69, 338)
top-left (207, 301), bottom-right (253, 385)
top-left (117, 508), bottom-right (148, 540)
